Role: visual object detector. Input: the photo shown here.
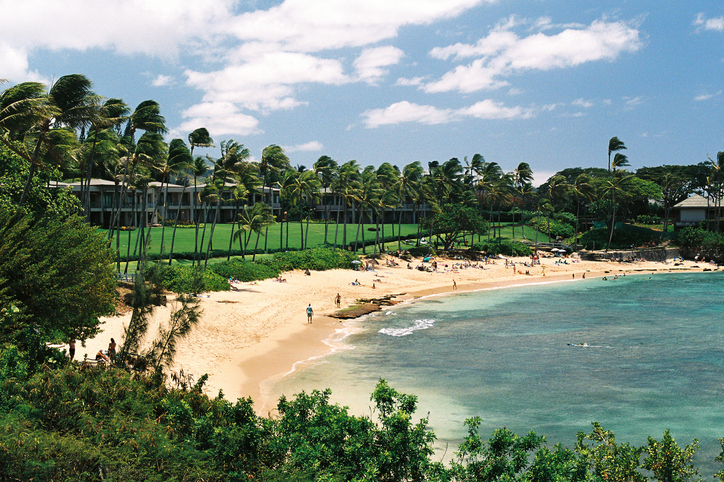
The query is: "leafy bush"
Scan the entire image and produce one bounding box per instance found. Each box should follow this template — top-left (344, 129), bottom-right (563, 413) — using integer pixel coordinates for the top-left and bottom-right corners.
top-left (272, 248), bottom-right (359, 271)
top-left (471, 241), bottom-right (532, 256)
top-left (636, 214), bottom-right (661, 225)
top-left (211, 259), bottom-right (280, 283)
top-left (164, 265), bottom-right (230, 293)
top-left (677, 226), bottom-right (720, 248)
top-left (528, 217), bottom-right (575, 238)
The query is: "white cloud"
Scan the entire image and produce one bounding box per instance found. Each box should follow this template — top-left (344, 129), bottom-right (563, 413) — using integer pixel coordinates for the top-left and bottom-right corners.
top-left (694, 90), bottom-right (721, 101)
top-left (362, 101), bottom-right (456, 127)
top-left (459, 99), bottom-right (533, 119)
top-left (395, 76), bottom-right (426, 86)
top-left (151, 75), bottom-right (174, 87)
top-left (694, 13), bottom-right (724, 32)
top-left (572, 98), bottom-right (594, 108)
top-left (0, 43), bottom-right (46, 82)
top-left (176, 102), bottom-right (261, 138)
top-left (361, 99), bottom-right (532, 127)
top-left (353, 46), bottom-right (404, 84)
top-left (425, 18), bottom-right (642, 93)
top-left (284, 141), bottom-right (324, 153)
top-left (623, 96), bottom-right (644, 109)
top-left (184, 52), bottom-right (348, 111)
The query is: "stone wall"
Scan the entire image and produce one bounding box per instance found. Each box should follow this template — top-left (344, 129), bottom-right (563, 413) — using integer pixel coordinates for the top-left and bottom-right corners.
top-left (578, 247), bottom-right (681, 262)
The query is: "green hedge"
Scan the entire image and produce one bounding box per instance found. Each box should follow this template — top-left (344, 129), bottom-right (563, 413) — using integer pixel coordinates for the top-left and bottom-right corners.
top-left (471, 241), bottom-right (532, 256)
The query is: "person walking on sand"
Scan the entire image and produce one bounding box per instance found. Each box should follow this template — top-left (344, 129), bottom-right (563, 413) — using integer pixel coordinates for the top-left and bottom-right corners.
top-left (335, 293), bottom-right (341, 307)
top-left (453, 279), bottom-right (457, 290)
top-left (306, 304), bottom-right (314, 324)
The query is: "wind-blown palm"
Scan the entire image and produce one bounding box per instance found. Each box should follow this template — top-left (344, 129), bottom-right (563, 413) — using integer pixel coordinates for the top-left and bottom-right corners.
top-left (234, 203), bottom-right (274, 259)
top-left (604, 171), bottom-right (634, 251)
top-left (608, 136), bottom-right (626, 172)
top-left (331, 160), bottom-right (361, 248)
top-left (287, 170), bottom-right (321, 250)
top-left (397, 161), bottom-right (424, 249)
top-left (511, 162), bottom-right (533, 241)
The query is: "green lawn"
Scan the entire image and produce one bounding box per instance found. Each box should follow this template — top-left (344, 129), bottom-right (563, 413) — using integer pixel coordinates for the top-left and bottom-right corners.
top-left (101, 222), bottom-right (422, 260)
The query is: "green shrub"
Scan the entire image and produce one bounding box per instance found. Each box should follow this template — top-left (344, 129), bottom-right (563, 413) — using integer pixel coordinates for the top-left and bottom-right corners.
top-left (272, 248), bottom-right (359, 271)
top-left (211, 260), bottom-right (280, 283)
top-left (471, 241), bottom-right (532, 256)
top-left (528, 217), bottom-right (575, 238)
top-left (164, 265), bottom-right (230, 293)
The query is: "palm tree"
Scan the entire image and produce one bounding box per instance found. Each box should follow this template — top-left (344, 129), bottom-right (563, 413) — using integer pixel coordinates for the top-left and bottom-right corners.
top-left (511, 162), bottom-right (533, 241)
top-left (110, 100), bottom-right (167, 243)
top-left (234, 203), bottom-right (274, 260)
top-left (604, 171), bottom-right (634, 251)
top-left (331, 160), bottom-right (361, 249)
top-left (81, 98), bottom-right (129, 221)
top-left (287, 169), bottom-right (321, 250)
top-left (608, 136), bottom-right (626, 173)
top-left (375, 162), bottom-right (399, 251)
top-left (258, 144), bottom-right (290, 251)
top-left (163, 139), bottom-right (193, 264)
top-left (204, 140), bottom-right (250, 268)
top-left (226, 160), bottom-right (260, 259)
top-left (352, 167), bottom-right (381, 254)
top-left (191, 156), bottom-right (209, 265)
top-left (570, 173), bottom-right (593, 249)
top-left (314, 155), bottom-right (338, 245)
top-left (397, 161), bottom-right (424, 250)
top-left (546, 175), bottom-right (569, 244)
top-left (0, 75), bottom-right (100, 207)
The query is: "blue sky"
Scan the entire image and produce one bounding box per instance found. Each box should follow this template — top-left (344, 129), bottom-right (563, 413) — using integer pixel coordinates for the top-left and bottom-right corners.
top-left (2, 0), bottom-right (724, 184)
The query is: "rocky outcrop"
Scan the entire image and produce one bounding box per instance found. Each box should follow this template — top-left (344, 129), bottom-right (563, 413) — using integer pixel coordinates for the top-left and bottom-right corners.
top-left (329, 294), bottom-right (403, 319)
top-left (579, 247), bottom-right (680, 262)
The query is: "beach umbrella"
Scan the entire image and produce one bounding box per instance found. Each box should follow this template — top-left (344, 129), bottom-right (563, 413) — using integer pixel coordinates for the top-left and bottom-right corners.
top-left (351, 260), bottom-right (362, 264)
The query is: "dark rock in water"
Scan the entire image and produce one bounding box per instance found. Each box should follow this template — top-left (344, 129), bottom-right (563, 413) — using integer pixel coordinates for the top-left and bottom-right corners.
top-left (329, 294), bottom-right (404, 320)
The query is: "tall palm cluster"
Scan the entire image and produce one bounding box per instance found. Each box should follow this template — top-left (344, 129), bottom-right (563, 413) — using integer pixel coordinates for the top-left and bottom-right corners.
top-left (3, 76), bottom-right (724, 262)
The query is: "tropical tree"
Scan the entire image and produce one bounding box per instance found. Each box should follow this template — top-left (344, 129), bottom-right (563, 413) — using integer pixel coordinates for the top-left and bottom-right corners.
top-left (0, 75), bottom-right (100, 207)
top-left (258, 144), bottom-right (290, 251)
top-left (375, 162), bottom-right (399, 251)
top-left (287, 169), bottom-right (321, 250)
top-left (109, 100), bottom-right (167, 245)
top-left (331, 160), bottom-right (361, 248)
top-left (314, 155), bottom-right (338, 245)
top-left (511, 162), bottom-right (533, 241)
top-left (608, 136), bottom-right (626, 173)
top-left (191, 156), bottom-right (209, 265)
top-left (603, 170), bottom-right (635, 250)
top-left (570, 173), bottom-right (594, 248)
top-left (234, 202), bottom-right (274, 260)
top-left (163, 139), bottom-right (193, 264)
top-left (397, 161), bottom-right (424, 249)
top-left (204, 140), bottom-right (250, 269)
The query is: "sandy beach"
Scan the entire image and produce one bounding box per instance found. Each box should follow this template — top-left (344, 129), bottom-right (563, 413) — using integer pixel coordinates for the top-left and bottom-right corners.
top-left (82, 252), bottom-right (710, 414)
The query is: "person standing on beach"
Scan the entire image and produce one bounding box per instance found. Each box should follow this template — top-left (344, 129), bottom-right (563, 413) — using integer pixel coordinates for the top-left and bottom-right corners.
top-left (453, 279), bottom-right (457, 290)
top-left (335, 293), bottom-right (341, 307)
top-left (307, 304), bottom-right (314, 324)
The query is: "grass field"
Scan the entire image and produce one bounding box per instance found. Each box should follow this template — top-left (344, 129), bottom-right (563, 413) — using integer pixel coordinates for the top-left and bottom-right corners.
top-left (101, 222), bottom-right (423, 260)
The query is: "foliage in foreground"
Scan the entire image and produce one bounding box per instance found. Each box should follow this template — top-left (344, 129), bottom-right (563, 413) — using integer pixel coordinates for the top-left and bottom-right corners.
top-left (0, 208), bottom-right (117, 346)
top-left (0, 345), bottom-right (713, 482)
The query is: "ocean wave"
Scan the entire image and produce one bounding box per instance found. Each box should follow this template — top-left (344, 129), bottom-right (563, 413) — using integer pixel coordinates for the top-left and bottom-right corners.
top-left (379, 318), bottom-right (435, 337)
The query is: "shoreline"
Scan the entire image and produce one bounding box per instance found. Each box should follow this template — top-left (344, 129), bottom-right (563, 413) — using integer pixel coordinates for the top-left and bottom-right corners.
top-left (84, 255), bottom-right (714, 414)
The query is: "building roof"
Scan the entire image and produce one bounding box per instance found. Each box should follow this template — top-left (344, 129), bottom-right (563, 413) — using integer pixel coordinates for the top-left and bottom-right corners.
top-left (674, 193), bottom-right (709, 209)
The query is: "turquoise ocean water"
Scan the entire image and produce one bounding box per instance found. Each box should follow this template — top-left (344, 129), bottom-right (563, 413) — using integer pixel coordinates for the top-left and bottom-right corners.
top-left (267, 272), bottom-right (724, 475)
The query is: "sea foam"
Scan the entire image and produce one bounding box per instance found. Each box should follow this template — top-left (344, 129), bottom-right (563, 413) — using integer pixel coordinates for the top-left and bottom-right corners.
top-left (378, 318), bottom-right (435, 337)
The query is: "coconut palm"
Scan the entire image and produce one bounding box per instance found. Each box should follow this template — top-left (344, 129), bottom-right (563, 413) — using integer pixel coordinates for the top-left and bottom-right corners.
top-left (81, 98), bottom-right (129, 220)
top-left (608, 136), bottom-right (626, 173)
top-left (287, 169), bottom-right (321, 250)
top-left (604, 171), bottom-right (634, 251)
top-left (0, 75), bottom-right (101, 207)
top-left (511, 162), bottom-right (533, 241)
top-left (314, 155), bottom-right (338, 245)
top-left (397, 161), bottom-right (424, 249)
top-left (191, 156), bottom-right (209, 265)
top-left (204, 140), bottom-right (250, 269)
top-left (570, 173), bottom-right (594, 249)
top-left (331, 160), bottom-right (361, 249)
top-left (162, 139), bottom-right (193, 264)
top-left (375, 162), bottom-right (399, 251)
top-left (109, 100), bottom-right (167, 242)
top-left (234, 203), bottom-right (274, 260)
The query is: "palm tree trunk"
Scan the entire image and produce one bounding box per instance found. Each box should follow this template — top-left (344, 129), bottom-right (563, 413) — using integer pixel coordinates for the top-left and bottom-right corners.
top-left (228, 200), bottom-right (241, 261)
top-left (334, 208), bottom-right (340, 248)
top-left (299, 194), bottom-right (305, 250)
top-left (324, 205), bottom-right (330, 246)
top-left (168, 183), bottom-right (187, 265)
top-left (204, 183), bottom-right (226, 269)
